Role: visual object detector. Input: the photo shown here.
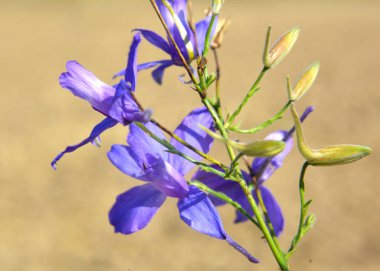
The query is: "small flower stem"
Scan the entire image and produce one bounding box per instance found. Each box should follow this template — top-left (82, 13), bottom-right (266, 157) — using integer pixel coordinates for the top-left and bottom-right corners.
top-left (150, 119), bottom-right (227, 170)
top-left (225, 66), bottom-right (269, 128)
top-left (149, 0), bottom-right (198, 87)
top-left (229, 101), bottom-right (291, 134)
top-left (189, 180), bottom-right (260, 228)
top-left (212, 48), bottom-right (223, 118)
top-left (130, 88), bottom-right (225, 170)
top-left (287, 161), bottom-right (309, 258)
top-left (202, 14), bottom-right (217, 58)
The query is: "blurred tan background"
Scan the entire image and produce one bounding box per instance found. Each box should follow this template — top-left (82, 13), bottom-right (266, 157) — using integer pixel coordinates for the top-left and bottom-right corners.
top-left (1, 0), bottom-right (379, 270)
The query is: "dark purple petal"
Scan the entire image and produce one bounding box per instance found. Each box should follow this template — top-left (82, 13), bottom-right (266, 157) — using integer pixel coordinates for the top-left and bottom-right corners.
top-left (252, 130), bottom-right (293, 185)
top-left (195, 15), bottom-right (218, 55)
top-left (260, 186), bottom-right (284, 237)
top-left (109, 80), bottom-right (152, 125)
top-left (107, 144), bottom-right (145, 179)
top-left (151, 61), bottom-right (173, 85)
top-left (168, 107), bottom-right (214, 175)
top-left (178, 186), bottom-right (226, 239)
top-left (52, 117), bottom-right (117, 169)
top-left (135, 29), bottom-right (172, 55)
top-left (59, 61), bottom-right (115, 114)
top-left (128, 122), bottom-right (168, 161)
top-left (178, 186), bottom-right (259, 263)
top-left (109, 184), bottom-right (166, 234)
top-left (192, 165), bottom-right (246, 206)
top-left (141, 155), bottom-right (189, 198)
top-left (124, 33), bottom-right (141, 91)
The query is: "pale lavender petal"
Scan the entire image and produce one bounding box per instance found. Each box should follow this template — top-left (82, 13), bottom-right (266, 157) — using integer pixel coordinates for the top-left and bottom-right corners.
top-left (52, 117), bottom-right (117, 169)
top-left (109, 80), bottom-right (152, 125)
top-left (260, 186), bottom-right (284, 237)
top-left (141, 155), bottom-right (189, 198)
top-left (109, 184), bottom-right (166, 234)
top-left (155, 0), bottom-right (174, 30)
top-left (124, 33), bottom-right (141, 91)
top-left (152, 61), bottom-right (173, 85)
top-left (252, 130), bottom-right (293, 185)
top-left (192, 165), bottom-right (246, 206)
top-left (127, 122), bottom-right (168, 161)
top-left (59, 61), bottom-right (115, 114)
top-left (135, 29), bottom-right (171, 55)
top-left (178, 186), bottom-right (259, 263)
top-left (168, 107), bottom-right (214, 175)
top-left (107, 144), bottom-right (145, 180)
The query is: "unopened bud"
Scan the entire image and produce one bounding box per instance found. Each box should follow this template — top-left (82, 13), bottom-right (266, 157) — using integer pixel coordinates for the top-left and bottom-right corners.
top-left (288, 62), bottom-right (320, 101)
top-left (290, 104), bottom-right (372, 166)
top-left (264, 26), bottom-right (300, 69)
top-left (212, 0), bottom-right (225, 15)
top-left (200, 125), bottom-right (285, 157)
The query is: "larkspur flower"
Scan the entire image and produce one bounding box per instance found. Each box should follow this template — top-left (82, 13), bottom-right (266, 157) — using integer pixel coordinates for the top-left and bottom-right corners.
top-left (51, 34), bottom-right (152, 169)
top-left (107, 107), bottom-right (258, 263)
top-left (115, 0), bottom-right (218, 84)
top-left (193, 107), bottom-right (314, 236)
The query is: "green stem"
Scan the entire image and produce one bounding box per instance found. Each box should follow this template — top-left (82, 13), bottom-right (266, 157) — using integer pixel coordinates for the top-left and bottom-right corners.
top-left (286, 162), bottom-right (309, 259)
top-left (226, 66), bottom-right (269, 128)
top-left (202, 14), bottom-right (217, 58)
top-left (236, 176), bottom-right (288, 271)
top-left (202, 98), bottom-right (288, 271)
top-left (229, 101), bottom-right (291, 134)
top-left (190, 180), bottom-right (260, 228)
top-left (255, 188), bottom-right (281, 249)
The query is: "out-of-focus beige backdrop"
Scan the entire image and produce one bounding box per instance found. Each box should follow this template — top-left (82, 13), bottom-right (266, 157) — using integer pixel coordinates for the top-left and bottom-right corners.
top-left (1, 0), bottom-right (379, 270)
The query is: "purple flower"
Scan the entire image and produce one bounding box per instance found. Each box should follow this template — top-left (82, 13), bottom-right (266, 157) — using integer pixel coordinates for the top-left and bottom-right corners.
top-left (114, 0), bottom-right (218, 84)
top-left (193, 107), bottom-right (315, 236)
top-left (52, 34), bottom-right (151, 169)
top-left (107, 107), bottom-right (258, 263)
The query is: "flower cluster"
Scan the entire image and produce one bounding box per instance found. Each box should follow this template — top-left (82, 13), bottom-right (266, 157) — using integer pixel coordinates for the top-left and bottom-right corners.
top-left (52, 1), bottom-right (371, 270)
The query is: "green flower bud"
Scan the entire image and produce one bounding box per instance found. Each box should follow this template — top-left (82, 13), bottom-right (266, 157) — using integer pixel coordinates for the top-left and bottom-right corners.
top-left (290, 104), bottom-right (372, 166)
top-left (229, 140), bottom-right (285, 157)
top-left (200, 125), bottom-right (285, 157)
top-left (212, 0), bottom-right (225, 15)
top-left (288, 62), bottom-right (320, 101)
top-left (264, 26), bottom-right (300, 69)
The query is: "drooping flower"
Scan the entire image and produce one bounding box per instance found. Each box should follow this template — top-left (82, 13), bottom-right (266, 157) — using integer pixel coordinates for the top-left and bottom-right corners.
top-left (51, 34), bottom-right (151, 169)
top-left (192, 106), bottom-right (314, 236)
top-left (114, 0), bottom-right (218, 84)
top-left (107, 107), bottom-right (258, 263)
